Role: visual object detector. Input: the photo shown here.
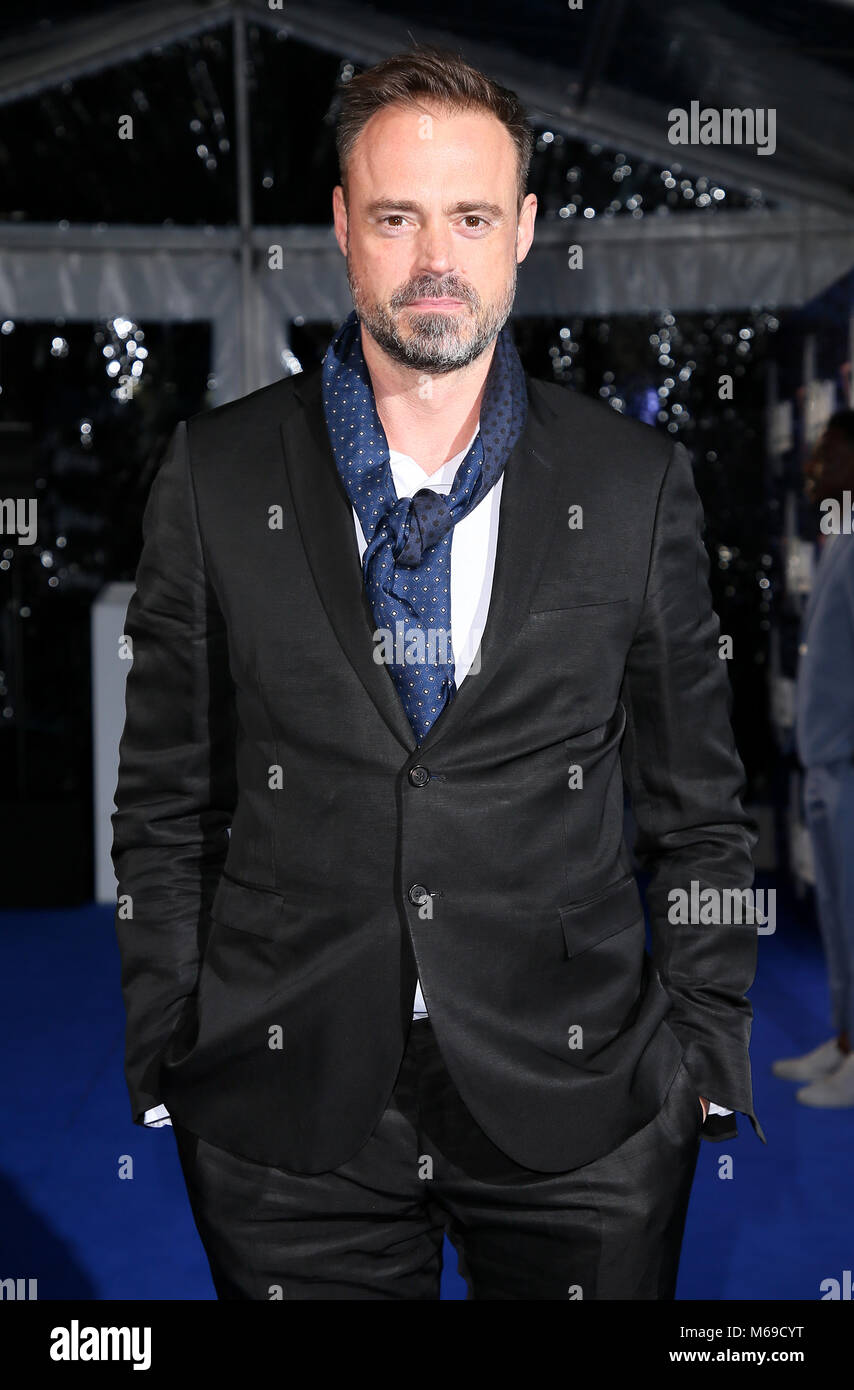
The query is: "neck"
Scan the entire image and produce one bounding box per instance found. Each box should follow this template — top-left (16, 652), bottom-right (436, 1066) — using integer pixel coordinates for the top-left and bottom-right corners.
top-left (360, 326), bottom-right (497, 477)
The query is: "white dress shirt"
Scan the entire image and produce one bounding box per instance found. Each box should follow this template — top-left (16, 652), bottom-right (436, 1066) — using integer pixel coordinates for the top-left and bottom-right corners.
top-left (142, 419), bottom-right (725, 1125)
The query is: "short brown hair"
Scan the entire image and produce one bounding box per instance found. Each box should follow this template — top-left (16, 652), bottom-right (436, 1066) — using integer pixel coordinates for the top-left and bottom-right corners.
top-left (334, 44), bottom-right (535, 213)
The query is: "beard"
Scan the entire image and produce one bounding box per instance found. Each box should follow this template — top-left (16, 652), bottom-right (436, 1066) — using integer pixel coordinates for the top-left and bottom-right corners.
top-left (346, 257), bottom-right (517, 374)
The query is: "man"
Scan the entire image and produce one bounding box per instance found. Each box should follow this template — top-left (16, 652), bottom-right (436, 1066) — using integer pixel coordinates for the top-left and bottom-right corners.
top-left (774, 410), bottom-right (854, 1106)
top-left (112, 45), bottom-right (763, 1301)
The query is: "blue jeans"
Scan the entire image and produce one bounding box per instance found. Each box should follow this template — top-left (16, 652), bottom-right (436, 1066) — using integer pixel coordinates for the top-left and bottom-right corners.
top-left (803, 759), bottom-right (854, 1036)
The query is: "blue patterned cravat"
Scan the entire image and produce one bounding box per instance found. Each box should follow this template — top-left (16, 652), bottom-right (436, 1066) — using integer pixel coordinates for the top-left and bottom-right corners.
top-left (321, 309), bottom-right (528, 742)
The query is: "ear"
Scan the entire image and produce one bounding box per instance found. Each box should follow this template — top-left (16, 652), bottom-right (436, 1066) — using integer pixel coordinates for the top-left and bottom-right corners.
top-left (516, 193), bottom-right (537, 264)
top-left (332, 185), bottom-right (349, 257)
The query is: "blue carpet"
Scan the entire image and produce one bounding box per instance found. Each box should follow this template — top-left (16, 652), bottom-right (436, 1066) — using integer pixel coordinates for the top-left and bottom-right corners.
top-left (1, 876), bottom-right (851, 1300)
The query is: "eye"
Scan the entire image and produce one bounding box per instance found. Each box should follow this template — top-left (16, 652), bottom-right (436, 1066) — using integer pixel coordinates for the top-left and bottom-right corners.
top-left (461, 215), bottom-right (488, 229)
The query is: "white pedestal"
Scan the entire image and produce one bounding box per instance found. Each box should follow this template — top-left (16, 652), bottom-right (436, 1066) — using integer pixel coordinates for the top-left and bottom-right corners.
top-left (91, 582), bottom-right (135, 904)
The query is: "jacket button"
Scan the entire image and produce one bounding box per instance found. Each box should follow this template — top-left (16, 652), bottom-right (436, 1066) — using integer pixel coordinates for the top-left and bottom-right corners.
top-left (408, 765), bottom-right (430, 787)
top-left (408, 884), bottom-right (430, 906)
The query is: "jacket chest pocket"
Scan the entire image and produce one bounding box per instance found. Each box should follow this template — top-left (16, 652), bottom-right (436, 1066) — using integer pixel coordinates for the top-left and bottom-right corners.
top-left (528, 571), bottom-right (631, 614)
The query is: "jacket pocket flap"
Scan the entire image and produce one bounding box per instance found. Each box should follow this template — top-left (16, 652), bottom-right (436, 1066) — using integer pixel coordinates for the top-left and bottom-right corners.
top-left (529, 576), bottom-right (630, 613)
top-left (558, 874), bottom-right (644, 958)
top-left (211, 873), bottom-right (287, 938)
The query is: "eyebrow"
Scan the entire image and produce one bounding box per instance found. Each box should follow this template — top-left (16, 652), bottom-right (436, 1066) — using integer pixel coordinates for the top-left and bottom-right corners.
top-left (363, 199), bottom-right (506, 219)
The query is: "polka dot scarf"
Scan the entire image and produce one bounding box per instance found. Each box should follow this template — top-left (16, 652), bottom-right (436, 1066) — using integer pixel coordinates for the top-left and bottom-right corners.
top-left (321, 308), bottom-right (528, 742)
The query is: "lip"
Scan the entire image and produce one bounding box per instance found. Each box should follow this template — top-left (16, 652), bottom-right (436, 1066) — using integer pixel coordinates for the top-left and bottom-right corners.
top-left (406, 298), bottom-right (464, 308)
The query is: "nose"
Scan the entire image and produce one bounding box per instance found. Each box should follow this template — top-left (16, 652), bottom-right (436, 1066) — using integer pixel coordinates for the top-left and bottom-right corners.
top-left (413, 220), bottom-right (456, 279)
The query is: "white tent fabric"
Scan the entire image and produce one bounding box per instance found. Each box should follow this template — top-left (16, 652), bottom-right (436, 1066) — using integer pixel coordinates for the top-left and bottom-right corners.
top-left (1, 210), bottom-right (852, 404)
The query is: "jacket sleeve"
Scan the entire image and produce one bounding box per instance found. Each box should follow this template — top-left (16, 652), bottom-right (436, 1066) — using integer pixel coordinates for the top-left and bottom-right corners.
top-left (618, 440), bottom-right (765, 1142)
top-left (111, 420), bottom-right (237, 1124)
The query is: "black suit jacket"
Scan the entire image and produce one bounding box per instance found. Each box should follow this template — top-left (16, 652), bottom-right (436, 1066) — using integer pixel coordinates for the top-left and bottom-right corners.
top-left (111, 360), bottom-right (765, 1174)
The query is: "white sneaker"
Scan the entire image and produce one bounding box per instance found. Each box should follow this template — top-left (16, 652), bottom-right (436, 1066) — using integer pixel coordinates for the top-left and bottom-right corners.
top-left (796, 1053), bottom-right (854, 1108)
top-left (772, 1037), bottom-right (846, 1082)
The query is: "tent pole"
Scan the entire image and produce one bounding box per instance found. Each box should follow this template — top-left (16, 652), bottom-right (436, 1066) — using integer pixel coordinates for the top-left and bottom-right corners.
top-left (233, 6), bottom-right (255, 396)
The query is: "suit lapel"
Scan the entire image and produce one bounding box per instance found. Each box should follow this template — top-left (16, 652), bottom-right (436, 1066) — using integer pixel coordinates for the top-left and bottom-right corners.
top-left (280, 361), bottom-right (562, 757)
top-left (281, 365), bottom-right (417, 752)
top-left (417, 388), bottom-right (561, 756)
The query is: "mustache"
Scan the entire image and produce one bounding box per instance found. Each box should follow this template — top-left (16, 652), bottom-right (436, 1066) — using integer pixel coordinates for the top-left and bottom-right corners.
top-left (392, 282), bottom-right (475, 308)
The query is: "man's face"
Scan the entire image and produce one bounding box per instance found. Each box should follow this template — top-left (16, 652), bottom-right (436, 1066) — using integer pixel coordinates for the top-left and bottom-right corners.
top-left (804, 427), bottom-right (854, 504)
top-left (332, 101), bottom-right (536, 374)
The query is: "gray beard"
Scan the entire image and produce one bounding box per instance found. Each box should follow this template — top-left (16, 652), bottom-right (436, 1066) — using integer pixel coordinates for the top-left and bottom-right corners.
top-left (347, 265), bottom-right (517, 374)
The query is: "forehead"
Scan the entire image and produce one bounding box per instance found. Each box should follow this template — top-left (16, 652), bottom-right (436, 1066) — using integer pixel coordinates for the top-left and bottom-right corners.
top-left (347, 100), bottom-right (517, 194)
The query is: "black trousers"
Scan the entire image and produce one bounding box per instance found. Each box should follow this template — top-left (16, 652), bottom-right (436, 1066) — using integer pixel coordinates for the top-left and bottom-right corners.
top-left (171, 1018), bottom-right (702, 1300)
